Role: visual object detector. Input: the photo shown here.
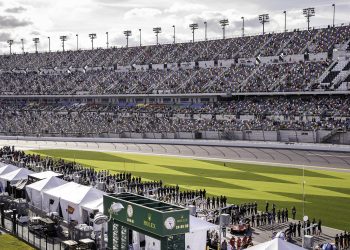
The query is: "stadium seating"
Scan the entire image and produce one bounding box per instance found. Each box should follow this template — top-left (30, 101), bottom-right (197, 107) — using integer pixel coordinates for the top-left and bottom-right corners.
top-left (0, 24), bottom-right (350, 141)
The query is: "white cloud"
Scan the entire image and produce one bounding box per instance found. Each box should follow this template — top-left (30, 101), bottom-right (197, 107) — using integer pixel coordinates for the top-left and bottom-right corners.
top-left (165, 3), bottom-right (208, 13)
top-left (124, 8), bottom-right (162, 19)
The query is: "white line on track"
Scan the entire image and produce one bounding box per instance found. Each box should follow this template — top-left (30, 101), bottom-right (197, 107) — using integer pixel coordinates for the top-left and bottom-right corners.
top-left (307, 153), bottom-right (350, 158)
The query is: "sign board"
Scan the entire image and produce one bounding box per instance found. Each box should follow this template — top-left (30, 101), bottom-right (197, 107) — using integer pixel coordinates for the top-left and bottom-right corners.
top-left (104, 193), bottom-right (189, 237)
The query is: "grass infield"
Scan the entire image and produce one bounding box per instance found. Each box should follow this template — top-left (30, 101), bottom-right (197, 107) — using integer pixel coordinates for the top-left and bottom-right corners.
top-left (0, 234), bottom-right (34, 250)
top-left (27, 149), bottom-right (350, 230)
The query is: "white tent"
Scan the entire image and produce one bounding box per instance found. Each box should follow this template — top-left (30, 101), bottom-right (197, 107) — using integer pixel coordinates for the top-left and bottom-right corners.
top-left (0, 164), bottom-right (18, 175)
top-left (0, 168), bottom-right (33, 192)
top-left (26, 176), bottom-right (67, 210)
top-left (80, 198), bottom-right (103, 213)
top-left (185, 216), bottom-right (218, 250)
top-left (42, 182), bottom-right (81, 214)
top-left (42, 182), bottom-right (104, 223)
top-left (28, 171), bottom-right (63, 181)
top-left (247, 238), bottom-right (306, 250)
top-left (81, 198), bottom-right (104, 230)
top-left (59, 186), bottom-right (104, 224)
top-left (0, 165), bottom-right (18, 192)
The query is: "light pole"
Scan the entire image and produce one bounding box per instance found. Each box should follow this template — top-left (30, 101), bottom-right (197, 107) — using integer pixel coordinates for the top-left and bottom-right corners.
top-left (21, 39), bottom-right (24, 54)
top-left (153, 27), bottom-right (161, 45)
top-left (76, 34), bottom-right (79, 50)
top-left (219, 19), bottom-right (229, 39)
top-left (303, 8), bottom-right (315, 31)
top-left (172, 25), bottom-right (175, 44)
top-left (259, 14), bottom-right (270, 35)
top-left (89, 33), bottom-right (97, 50)
top-left (332, 4), bottom-right (335, 27)
top-left (7, 40), bottom-right (13, 55)
top-left (189, 23), bottom-right (198, 43)
top-left (33, 38), bottom-right (39, 53)
top-left (283, 11), bottom-right (287, 32)
top-left (123, 30), bottom-right (132, 47)
top-left (241, 17), bottom-right (245, 37)
top-left (204, 21), bottom-right (207, 41)
top-left (47, 37), bottom-right (51, 52)
top-left (106, 32), bottom-right (109, 48)
top-left (139, 29), bottom-right (141, 47)
top-left (60, 35), bottom-right (67, 52)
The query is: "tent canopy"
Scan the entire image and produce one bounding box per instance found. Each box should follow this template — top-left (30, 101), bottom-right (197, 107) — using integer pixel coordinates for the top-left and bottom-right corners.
top-left (0, 168), bottom-right (33, 182)
top-left (80, 198), bottom-right (103, 213)
top-left (26, 176), bottom-right (68, 210)
top-left (0, 165), bottom-right (19, 176)
top-left (190, 216), bottom-right (218, 232)
top-left (26, 176), bottom-right (67, 192)
top-left (247, 238), bottom-right (306, 250)
top-left (43, 182), bottom-right (82, 200)
top-left (28, 171), bottom-right (63, 181)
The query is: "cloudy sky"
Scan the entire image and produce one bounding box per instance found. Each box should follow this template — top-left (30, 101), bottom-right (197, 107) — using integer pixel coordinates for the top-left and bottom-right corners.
top-left (0, 0), bottom-right (349, 54)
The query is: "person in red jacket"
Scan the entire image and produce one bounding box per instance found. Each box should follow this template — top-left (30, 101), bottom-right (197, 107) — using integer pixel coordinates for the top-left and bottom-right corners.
top-left (237, 237), bottom-right (242, 249)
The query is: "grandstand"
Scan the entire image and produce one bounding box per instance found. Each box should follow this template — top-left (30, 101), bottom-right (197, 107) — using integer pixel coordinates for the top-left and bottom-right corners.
top-left (0, 24), bottom-right (350, 144)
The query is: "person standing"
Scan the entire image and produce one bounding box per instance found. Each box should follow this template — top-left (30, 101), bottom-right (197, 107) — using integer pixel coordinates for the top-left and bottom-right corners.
top-left (335, 234), bottom-right (339, 249)
top-left (340, 233), bottom-right (344, 250)
top-left (312, 218), bottom-right (316, 235)
top-left (306, 220), bottom-right (310, 235)
top-left (292, 206), bottom-right (296, 220)
top-left (277, 210), bottom-right (281, 223)
top-left (317, 219), bottom-right (322, 235)
top-left (293, 223), bottom-right (297, 237)
top-left (297, 221), bottom-right (301, 237)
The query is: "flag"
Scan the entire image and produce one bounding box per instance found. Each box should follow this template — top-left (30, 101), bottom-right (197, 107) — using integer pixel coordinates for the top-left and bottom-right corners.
top-left (67, 205), bottom-right (75, 214)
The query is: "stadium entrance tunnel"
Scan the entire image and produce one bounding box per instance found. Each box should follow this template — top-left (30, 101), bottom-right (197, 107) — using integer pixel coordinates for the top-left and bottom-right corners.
top-left (104, 193), bottom-right (190, 249)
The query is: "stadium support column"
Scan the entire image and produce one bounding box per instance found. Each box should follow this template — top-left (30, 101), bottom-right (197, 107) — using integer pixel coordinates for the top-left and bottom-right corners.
top-left (303, 8), bottom-right (315, 31)
top-left (47, 36), bottom-right (51, 52)
top-left (33, 37), bottom-right (40, 53)
top-left (89, 33), bottom-right (97, 50)
top-left (7, 40), bottom-right (13, 55)
top-left (283, 11), bottom-right (287, 32)
top-left (106, 32), bottom-right (109, 49)
top-left (258, 14), bottom-right (269, 35)
top-left (123, 30), bottom-right (132, 48)
top-left (204, 22), bottom-right (207, 41)
top-left (241, 17), bottom-right (245, 37)
top-left (153, 27), bottom-right (162, 45)
top-left (189, 23), bottom-right (198, 43)
top-left (60, 35), bottom-right (67, 52)
top-left (219, 19), bottom-right (229, 39)
top-left (172, 25), bottom-right (176, 44)
top-left (76, 34), bottom-right (79, 50)
top-left (139, 29), bottom-right (141, 47)
top-left (332, 4), bottom-right (335, 27)
top-left (21, 39), bottom-right (24, 54)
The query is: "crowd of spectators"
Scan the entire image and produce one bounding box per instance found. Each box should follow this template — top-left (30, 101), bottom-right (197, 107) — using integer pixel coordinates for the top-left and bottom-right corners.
top-left (0, 61), bottom-right (329, 95)
top-left (0, 25), bottom-right (348, 95)
top-left (1, 25), bottom-right (349, 71)
top-left (0, 96), bottom-right (349, 136)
